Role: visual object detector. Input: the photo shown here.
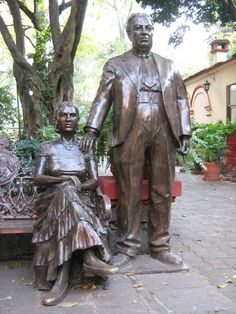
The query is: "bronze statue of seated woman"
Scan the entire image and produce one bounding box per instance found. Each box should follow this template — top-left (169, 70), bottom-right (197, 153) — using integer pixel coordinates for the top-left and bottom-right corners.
top-left (32, 101), bottom-right (118, 306)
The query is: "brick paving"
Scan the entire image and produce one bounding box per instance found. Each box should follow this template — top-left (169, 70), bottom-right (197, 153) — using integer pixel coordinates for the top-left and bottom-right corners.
top-left (0, 173), bottom-right (236, 313)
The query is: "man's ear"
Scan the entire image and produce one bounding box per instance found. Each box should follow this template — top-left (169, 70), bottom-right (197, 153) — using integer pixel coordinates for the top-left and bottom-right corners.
top-left (127, 32), bottom-right (132, 42)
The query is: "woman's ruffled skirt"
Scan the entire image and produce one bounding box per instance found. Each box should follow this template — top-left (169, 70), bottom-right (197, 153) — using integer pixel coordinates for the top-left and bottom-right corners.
top-left (32, 183), bottom-right (110, 281)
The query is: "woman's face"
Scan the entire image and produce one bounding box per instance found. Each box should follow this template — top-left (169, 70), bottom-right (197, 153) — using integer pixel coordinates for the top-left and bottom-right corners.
top-left (57, 105), bottom-right (78, 133)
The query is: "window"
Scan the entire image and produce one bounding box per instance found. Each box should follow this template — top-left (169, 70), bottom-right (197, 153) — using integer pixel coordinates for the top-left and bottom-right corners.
top-left (227, 84), bottom-right (236, 122)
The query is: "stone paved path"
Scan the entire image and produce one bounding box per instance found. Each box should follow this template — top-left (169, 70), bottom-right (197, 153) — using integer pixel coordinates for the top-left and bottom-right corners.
top-left (0, 173), bottom-right (236, 313)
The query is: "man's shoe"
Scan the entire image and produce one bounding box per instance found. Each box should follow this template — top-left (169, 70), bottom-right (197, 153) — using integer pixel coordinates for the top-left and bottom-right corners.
top-left (109, 253), bottom-right (132, 268)
top-left (151, 251), bottom-right (183, 265)
top-left (42, 283), bottom-right (68, 306)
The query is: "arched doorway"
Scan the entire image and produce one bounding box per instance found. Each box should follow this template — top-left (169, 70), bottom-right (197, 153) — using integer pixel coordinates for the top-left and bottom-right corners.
top-left (190, 85), bottom-right (212, 123)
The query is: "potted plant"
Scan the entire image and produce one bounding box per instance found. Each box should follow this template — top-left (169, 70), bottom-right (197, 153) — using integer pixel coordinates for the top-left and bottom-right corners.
top-left (177, 132), bottom-right (206, 175)
top-left (176, 119), bottom-right (206, 175)
top-left (195, 122), bottom-right (227, 181)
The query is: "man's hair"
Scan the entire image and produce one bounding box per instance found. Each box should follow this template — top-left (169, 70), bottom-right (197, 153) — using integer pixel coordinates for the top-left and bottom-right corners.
top-left (126, 13), bottom-right (152, 36)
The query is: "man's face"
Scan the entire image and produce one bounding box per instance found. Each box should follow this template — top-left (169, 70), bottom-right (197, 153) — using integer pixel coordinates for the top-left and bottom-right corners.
top-left (129, 16), bottom-right (153, 52)
top-left (57, 106), bottom-right (78, 133)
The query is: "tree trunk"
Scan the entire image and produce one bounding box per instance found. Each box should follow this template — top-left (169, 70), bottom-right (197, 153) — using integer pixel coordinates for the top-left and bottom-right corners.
top-left (48, 0), bottom-right (88, 114)
top-left (0, 0), bottom-right (88, 138)
top-left (14, 63), bottom-right (47, 138)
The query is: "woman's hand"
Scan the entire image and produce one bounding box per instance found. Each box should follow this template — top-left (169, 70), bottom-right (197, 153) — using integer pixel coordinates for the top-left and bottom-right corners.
top-left (81, 178), bottom-right (98, 190)
top-left (69, 176), bottom-right (82, 191)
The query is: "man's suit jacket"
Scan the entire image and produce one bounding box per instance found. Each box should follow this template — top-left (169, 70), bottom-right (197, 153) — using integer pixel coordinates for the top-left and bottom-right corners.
top-left (86, 50), bottom-right (191, 147)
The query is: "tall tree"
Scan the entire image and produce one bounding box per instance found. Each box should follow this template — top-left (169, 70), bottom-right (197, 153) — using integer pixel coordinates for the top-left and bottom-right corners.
top-left (0, 0), bottom-right (88, 137)
top-left (137, 0), bottom-right (236, 46)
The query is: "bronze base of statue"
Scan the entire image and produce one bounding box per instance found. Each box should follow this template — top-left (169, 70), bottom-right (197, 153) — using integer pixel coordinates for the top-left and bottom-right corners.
top-left (116, 254), bottom-right (188, 274)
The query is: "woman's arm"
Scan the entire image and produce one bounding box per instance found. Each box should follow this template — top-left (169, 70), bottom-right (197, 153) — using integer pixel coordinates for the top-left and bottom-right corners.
top-left (33, 144), bottom-right (70, 186)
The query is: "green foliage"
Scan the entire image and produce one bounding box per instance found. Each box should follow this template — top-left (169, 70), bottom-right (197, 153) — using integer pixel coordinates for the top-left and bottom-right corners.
top-left (96, 110), bottom-right (113, 166)
top-left (38, 125), bottom-right (59, 141)
top-left (178, 120), bottom-right (236, 171)
top-left (0, 86), bottom-right (16, 131)
top-left (137, 0), bottom-right (236, 46)
top-left (27, 25), bottom-right (53, 116)
top-left (138, 0), bottom-right (235, 26)
top-left (11, 138), bottom-right (41, 167)
top-left (77, 105), bottom-right (90, 136)
top-left (177, 128), bottom-right (206, 173)
top-left (74, 0), bottom-right (136, 104)
top-left (192, 121), bottom-right (236, 164)
top-left (221, 121), bottom-right (236, 135)
top-left (208, 23), bottom-right (236, 59)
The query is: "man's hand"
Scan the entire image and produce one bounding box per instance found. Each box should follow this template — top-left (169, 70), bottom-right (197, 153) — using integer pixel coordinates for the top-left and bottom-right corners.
top-left (79, 131), bottom-right (97, 152)
top-left (178, 136), bottom-right (190, 156)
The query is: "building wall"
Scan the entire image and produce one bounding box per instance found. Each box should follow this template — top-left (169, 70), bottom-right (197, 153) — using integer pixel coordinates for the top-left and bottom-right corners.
top-left (185, 58), bottom-right (236, 123)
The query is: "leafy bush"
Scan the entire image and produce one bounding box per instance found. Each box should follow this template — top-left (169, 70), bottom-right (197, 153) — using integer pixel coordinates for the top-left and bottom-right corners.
top-left (195, 122), bottom-right (232, 163)
top-left (38, 125), bottom-right (59, 141)
top-left (177, 120), bottom-right (236, 171)
top-left (177, 132), bottom-right (206, 173)
top-left (190, 121), bottom-right (236, 165)
top-left (0, 86), bottom-right (16, 130)
top-left (11, 137), bottom-right (41, 167)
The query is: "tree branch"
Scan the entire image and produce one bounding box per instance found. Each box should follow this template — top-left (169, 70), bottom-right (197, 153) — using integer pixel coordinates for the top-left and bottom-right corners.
top-left (0, 12), bottom-right (44, 97)
top-left (49, 0), bottom-right (61, 52)
top-left (59, 1), bottom-right (72, 15)
top-left (17, 0), bottom-right (40, 30)
top-left (0, 14), bottom-right (33, 74)
top-left (221, 0), bottom-right (236, 21)
top-left (56, 0), bottom-right (88, 61)
top-left (6, 0), bottom-right (25, 54)
top-left (71, 0), bottom-right (88, 59)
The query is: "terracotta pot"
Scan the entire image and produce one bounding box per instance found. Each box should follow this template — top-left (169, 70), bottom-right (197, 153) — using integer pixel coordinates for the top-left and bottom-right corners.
top-left (203, 162), bottom-right (221, 181)
top-left (98, 175), bottom-right (182, 203)
top-left (110, 162), bottom-right (150, 179)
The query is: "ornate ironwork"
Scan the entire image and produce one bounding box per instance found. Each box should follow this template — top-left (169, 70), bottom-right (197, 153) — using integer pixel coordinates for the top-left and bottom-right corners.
top-left (0, 167), bottom-right (38, 218)
top-left (0, 137), bottom-right (37, 218)
top-left (0, 139), bottom-right (20, 186)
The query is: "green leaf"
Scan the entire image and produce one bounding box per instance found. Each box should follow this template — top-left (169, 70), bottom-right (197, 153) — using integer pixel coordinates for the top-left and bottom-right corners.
top-left (60, 302), bottom-right (78, 308)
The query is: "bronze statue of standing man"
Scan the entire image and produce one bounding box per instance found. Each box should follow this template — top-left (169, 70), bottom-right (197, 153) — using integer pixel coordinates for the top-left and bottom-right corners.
top-left (80, 13), bottom-right (191, 267)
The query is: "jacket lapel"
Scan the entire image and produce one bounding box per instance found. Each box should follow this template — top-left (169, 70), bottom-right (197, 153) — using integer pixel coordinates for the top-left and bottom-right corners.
top-left (120, 51), bottom-right (175, 94)
top-left (120, 50), bottom-right (139, 92)
top-left (152, 53), bottom-right (174, 91)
